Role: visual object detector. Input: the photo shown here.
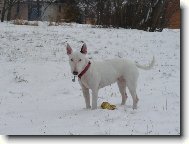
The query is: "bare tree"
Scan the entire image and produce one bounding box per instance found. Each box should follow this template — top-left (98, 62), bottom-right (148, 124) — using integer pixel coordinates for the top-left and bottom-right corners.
top-left (1, 0), bottom-right (19, 22)
top-left (61, 0), bottom-right (80, 23)
top-left (77, 0), bottom-right (97, 23)
top-left (78, 0), bottom-right (179, 31)
top-left (37, 0), bottom-right (40, 20)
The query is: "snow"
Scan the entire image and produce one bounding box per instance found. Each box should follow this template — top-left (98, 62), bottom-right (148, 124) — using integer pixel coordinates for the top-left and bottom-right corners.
top-left (0, 22), bottom-right (180, 135)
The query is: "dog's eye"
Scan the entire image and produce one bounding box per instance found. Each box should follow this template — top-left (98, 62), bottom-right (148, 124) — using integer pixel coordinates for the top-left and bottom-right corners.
top-left (71, 59), bottom-right (73, 61)
top-left (79, 59), bottom-right (82, 62)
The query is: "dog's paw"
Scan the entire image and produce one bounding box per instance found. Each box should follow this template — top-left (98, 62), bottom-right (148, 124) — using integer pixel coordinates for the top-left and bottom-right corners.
top-left (121, 102), bottom-right (125, 105)
top-left (132, 105), bottom-right (137, 110)
top-left (86, 106), bottom-right (91, 109)
top-left (91, 107), bottom-right (97, 110)
top-left (130, 110), bottom-right (137, 114)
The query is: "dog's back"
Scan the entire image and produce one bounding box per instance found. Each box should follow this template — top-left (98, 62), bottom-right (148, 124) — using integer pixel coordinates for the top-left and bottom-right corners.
top-left (91, 59), bottom-right (139, 88)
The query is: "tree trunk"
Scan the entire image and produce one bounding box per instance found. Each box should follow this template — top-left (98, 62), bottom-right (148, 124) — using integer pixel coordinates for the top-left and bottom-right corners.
top-left (1, 0), bottom-right (7, 22)
top-left (16, 0), bottom-right (20, 18)
top-left (7, 7), bottom-right (11, 21)
top-left (37, 0), bottom-right (40, 20)
top-left (150, 0), bottom-right (165, 32)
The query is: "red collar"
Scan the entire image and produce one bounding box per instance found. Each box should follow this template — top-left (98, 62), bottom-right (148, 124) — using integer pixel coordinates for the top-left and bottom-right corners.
top-left (78, 61), bottom-right (91, 79)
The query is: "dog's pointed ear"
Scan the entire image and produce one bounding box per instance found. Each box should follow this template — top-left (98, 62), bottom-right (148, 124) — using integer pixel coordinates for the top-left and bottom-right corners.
top-left (66, 43), bottom-right (72, 55)
top-left (80, 43), bottom-right (87, 54)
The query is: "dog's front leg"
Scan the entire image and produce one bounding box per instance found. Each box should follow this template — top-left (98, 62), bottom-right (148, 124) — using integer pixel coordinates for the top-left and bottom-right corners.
top-left (81, 85), bottom-right (91, 109)
top-left (91, 89), bottom-right (98, 110)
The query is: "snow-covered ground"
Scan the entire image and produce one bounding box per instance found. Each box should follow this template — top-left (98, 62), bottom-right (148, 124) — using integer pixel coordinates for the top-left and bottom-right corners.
top-left (0, 22), bottom-right (180, 135)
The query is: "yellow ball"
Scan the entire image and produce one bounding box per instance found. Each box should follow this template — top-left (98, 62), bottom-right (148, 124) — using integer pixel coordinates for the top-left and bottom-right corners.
top-left (101, 102), bottom-right (116, 110)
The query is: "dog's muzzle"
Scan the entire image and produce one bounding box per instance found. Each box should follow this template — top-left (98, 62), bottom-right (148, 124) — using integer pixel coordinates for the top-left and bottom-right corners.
top-left (73, 71), bottom-right (78, 75)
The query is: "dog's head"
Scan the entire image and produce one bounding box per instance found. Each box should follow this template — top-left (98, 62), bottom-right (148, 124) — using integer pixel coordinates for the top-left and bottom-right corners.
top-left (66, 43), bottom-right (88, 76)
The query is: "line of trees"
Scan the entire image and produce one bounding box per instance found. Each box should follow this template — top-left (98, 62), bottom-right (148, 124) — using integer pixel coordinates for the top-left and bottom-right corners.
top-left (0, 0), bottom-right (180, 31)
top-left (78, 0), bottom-right (180, 31)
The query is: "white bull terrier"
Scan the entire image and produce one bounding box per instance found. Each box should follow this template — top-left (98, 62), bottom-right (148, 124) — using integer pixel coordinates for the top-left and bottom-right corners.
top-left (66, 43), bottom-right (155, 110)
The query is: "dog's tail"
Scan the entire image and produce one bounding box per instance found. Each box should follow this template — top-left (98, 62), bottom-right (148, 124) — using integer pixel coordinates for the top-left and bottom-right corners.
top-left (135, 56), bottom-right (155, 70)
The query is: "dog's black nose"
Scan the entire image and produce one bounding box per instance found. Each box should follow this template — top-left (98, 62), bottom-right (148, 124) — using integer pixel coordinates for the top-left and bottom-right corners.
top-left (73, 71), bottom-right (78, 75)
